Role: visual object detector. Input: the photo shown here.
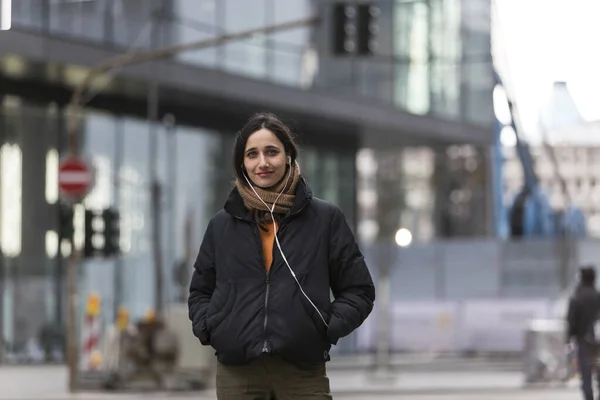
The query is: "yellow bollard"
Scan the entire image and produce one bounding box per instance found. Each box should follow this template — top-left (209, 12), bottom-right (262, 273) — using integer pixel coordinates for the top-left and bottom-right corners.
top-left (90, 350), bottom-right (103, 370)
top-left (86, 292), bottom-right (101, 317)
top-left (116, 306), bottom-right (129, 331)
top-left (145, 308), bottom-right (156, 322)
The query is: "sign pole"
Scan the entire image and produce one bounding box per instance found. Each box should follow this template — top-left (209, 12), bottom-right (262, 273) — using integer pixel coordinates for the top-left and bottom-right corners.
top-left (58, 157), bottom-right (92, 392)
top-left (66, 244), bottom-right (78, 392)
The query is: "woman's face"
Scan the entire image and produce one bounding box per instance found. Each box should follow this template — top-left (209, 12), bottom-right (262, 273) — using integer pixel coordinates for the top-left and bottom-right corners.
top-left (243, 128), bottom-right (288, 188)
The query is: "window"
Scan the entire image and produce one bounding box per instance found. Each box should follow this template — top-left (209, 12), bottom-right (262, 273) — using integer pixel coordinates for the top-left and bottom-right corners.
top-left (171, 0), bottom-right (219, 67)
top-left (12, 0), bottom-right (46, 30)
top-left (223, 0), bottom-right (268, 78)
top-left (50, 0), bottom-right (107, 41)
top-left (112, 0), bottom-right (158, 48)
top-left (270, 0), bottom-right (313, 86)
top-left (118, 118), bottom-right (152, 317)
top-left (394, 0), bottom-right (430, 114)
top-left (171, 125), bottom-right (221, 302)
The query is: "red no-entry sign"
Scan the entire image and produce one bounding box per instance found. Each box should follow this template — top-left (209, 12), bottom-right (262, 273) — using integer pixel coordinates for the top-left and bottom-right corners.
top-left (58, 156), bottom-right (94, 201)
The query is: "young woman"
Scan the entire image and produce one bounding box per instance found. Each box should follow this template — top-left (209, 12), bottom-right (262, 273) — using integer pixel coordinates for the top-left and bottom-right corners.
top-left (188, 112), bottom-right (375, 399)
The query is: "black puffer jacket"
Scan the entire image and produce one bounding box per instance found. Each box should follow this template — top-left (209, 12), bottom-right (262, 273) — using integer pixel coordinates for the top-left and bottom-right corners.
top-left (188, 178), bottom-right (375, 365)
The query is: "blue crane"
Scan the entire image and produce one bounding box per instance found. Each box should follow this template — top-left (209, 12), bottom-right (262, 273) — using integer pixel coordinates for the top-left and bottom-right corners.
top-left (493, 71), bottom-right (586, 238)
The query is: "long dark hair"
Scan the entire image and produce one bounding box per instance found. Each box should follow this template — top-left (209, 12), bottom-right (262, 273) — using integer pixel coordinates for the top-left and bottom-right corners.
top-left (233, 112), bottom-right (299, 228)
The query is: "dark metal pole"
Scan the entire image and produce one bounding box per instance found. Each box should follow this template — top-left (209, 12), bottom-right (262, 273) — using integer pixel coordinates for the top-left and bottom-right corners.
top-left (372, 241), bottom-right (393, 380)
top-left (148, 11), bottom-right (164, 314)
top-left (113, 118), bottom-right (124, 318)
top-left (162, 114), bottom-right (178, 301)
top-left (66, 240), bottom-right (78, 392)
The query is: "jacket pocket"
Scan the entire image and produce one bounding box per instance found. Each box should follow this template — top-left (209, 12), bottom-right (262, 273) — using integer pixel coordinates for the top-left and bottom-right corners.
top-left (299, 292), bottom-right (330, 343)
top-left (192, 316), bottom-right (211, 345)
top-left (206, 280), bottom-right (236, 334)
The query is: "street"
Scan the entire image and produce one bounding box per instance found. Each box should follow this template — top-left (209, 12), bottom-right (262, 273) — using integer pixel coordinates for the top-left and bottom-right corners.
top-left (0, 365), bottom-right (581, 400)
top-left (333, 392), bottom-right (580, 400)
top-left (112, 390), bottom-right (581, 400)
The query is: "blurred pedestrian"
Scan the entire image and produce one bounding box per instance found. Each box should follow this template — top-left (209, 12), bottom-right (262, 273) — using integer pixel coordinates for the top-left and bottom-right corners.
top-left (567, 265), bottom-right (600, 400)
top-left (188, 112), bottom-right (375, 399)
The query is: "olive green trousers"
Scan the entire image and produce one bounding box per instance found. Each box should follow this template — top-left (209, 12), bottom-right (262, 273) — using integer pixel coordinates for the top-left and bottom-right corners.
top-left (216, 355), bottom-right (333, 400)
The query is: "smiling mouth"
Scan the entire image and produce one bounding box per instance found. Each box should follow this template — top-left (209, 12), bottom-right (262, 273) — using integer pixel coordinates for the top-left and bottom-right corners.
top-left (257, 172), bottom-right (273, 177)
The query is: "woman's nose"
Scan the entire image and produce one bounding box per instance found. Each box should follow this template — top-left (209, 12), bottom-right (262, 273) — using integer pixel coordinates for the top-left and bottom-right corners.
top-left (258, 153), bottom-right (268, 167)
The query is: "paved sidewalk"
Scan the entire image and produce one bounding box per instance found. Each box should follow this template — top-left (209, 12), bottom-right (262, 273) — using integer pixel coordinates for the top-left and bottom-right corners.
top-left (327, 353), bottom-right (522, 372)
top-left (0, 365), bottom-right (578, 400)
top-left (328, 369), bottom-right (575, 395)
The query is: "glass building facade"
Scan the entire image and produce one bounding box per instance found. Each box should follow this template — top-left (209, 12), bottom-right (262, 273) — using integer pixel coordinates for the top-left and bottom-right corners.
top-left (11, 0), bottom-right (493, 127)
top-left (2, 0), bottom-right (493, 361)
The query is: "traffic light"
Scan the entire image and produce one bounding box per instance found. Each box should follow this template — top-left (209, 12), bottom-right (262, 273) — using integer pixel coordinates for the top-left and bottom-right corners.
top-left (102, 208), bottom-right (120, 258)
top-left (356, 3), bottom-right (379, 55)
top-left (83, 208), bottom-right (121, 258)
top-left (332, 2), bottom-right (354, 56)
top-left (83, 209), bottom-right (103, 258)
top-left (331, 2), bottom-right (379, 57)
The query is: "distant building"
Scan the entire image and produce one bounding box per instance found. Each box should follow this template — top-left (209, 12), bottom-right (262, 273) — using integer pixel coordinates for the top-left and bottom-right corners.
top-left (503, 123), bottom-right (600, 236)
top-left (538, 82), bottom-right (586, 136)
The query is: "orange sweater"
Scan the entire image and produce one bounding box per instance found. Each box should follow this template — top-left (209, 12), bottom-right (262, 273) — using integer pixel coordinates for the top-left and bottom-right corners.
top-left (259, 221), bottom-right (278, 272)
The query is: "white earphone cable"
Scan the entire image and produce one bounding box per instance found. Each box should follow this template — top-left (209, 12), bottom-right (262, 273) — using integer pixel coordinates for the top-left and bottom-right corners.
top-left (242, 161), bottom-right (329, 328)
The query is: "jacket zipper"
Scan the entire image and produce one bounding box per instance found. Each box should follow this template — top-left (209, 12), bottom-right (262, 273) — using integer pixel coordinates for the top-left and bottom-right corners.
top-left (262, 221), bottom-right (278, 353)
top-left (239, 216), bottom-right (271, 352)
top-left (262, 272), bottom-right (270, 352)
top-left (261, 203), bottom-right (308, 352)
top-left (247, 222), bottom-right (272, 353)
top-left (233, 203), bottom-right (309, 353)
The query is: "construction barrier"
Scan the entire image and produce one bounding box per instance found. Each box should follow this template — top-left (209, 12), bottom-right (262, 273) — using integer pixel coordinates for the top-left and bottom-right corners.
top-left (356, 299), bottom-right (566, 353)
top-left (80, 292), bottom-right (103, 371)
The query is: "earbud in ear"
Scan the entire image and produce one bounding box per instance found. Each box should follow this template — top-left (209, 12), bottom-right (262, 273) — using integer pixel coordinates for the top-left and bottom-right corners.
top-left (288, 156), bottom-right (292, 164)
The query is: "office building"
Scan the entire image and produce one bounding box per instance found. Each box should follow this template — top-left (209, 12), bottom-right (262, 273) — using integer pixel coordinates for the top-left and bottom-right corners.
top-left (0, 0), bottom-right (493, 361)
